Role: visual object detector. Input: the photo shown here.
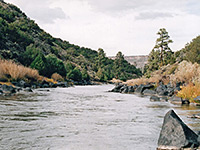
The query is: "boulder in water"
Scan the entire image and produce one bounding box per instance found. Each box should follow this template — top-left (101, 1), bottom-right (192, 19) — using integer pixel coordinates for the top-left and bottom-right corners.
top-left (157, 110), bottom-right (199, 150)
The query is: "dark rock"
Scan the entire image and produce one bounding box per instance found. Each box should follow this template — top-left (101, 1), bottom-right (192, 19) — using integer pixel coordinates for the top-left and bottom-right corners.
top-left (127, 86), bottom-right (135, 93)
top-left (166, 87), bottom-right (175, 97)
top-left (143, 89), bottom-right (156, 95)
top-left (174, 86), bottom-right (181, 92)
top-left (110, 84), bottom-right (124, 92)
top-left (120, 85), bottom-right (128, 93)
top-left (157, 110), bottom-right (199, 149)
top-left (14, 80), bottom-right (31, 88)
top-left (150, 96), bottom-right (160, 102)
top-left (168, 96), bottom-right (189, 105)
top-left (160, 97), bottom-right (168, 102)
top-left (24, 87), bottom-right (33, 92)
top-left (0, 89), bottom-right (3, 94)
top-left (156, 84), bottom-right (168, 96)
top-left (188, 114), bottom-right (200, 119)
top-left (182, 99), bottom-right (190, 105)
top-left (50, 83), bottom-right (58, 88)
top-left (1, 85), bottom-right (16, 93)
top-left (135, 84), bottom-right (154, 94)
top-left (31, 85), bottom-right (37, 89)
top-left (56, 82), bottom-right (69, 87)
top-left (15, 87), bottom-right (22, 92)
top-left (168, 96), bottom-right (183, 104)
top-left (42, 84), bottom-right (50, 88)
top-left (121, 86), bottom-right (129, 93)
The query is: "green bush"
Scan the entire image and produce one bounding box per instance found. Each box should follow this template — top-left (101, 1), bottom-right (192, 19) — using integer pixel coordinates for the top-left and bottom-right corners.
top-left (45, 54), bottom-right (66, 77)
top-left (81, 69), bottom-right (90, 81)
top-left (30, 53), bottom-right (47, 76)
top-left (20, 44), bottom-right (40, 66)
top-left (67, 67), bottom-right (82, 81)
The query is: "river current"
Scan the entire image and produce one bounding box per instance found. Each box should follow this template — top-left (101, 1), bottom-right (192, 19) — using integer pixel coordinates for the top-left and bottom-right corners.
top-left (0, 85), bottom-right (200, 150)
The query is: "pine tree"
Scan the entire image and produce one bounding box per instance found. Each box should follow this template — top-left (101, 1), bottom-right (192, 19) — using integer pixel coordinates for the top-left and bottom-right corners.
top-left (154, 28), bottom-right (173, 67)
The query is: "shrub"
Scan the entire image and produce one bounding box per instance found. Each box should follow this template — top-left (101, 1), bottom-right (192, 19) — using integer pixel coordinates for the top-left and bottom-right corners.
top-left (20, 44), bottom-right (40, 66)
top-left (30, 53), bottom-right (47, 76)
top-left (67, 67), bottom-right (82, 81)
top-left (51, 73), bottom-right (64, 81)
top-left (81, 69), bottom-right (90, 81)
top-left (177, 83), bottom-right (200, 103)
top-left (0, 59), bottom-right (40, 81)
top-left (45, 54), bottom-right (66, 77)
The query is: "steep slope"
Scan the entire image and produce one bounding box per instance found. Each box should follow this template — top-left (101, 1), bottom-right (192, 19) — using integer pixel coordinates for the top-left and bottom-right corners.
top-left (0, 0), bottom-right (141, 81)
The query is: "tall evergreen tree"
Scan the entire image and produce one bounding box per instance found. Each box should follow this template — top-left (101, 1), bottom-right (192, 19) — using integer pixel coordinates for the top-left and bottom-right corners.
top-left (154, 28), bottom-right (173, 67)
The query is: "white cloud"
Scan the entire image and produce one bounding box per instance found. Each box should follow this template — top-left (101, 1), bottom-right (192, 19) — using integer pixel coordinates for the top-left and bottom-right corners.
top-left (5, 0), bottom-right (67, 24)
top-left (4, 0), bottom-right (200, 56)
top-left (136, 12), bottom-right (174, 20)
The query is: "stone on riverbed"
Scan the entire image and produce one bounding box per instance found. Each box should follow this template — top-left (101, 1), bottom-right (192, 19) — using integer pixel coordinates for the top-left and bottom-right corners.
top-left (150, 96), bottom-right (160, 101)
top-left (168, 96), bottom-right (189, 105)
top-left (188, 114), bottom-right (200, 119)
top-left (157, 110), bottom-right (199, 150)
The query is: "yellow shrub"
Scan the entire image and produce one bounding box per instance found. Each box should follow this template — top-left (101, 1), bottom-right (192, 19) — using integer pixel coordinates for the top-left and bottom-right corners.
top-left (43, 77), bottom-right (58, 84)
top-left (177, 83), bottom-right (200, 103)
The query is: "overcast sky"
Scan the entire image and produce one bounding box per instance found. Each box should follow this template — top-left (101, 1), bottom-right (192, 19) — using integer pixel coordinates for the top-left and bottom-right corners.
top-left (4, 0), bottom-right (200, 56)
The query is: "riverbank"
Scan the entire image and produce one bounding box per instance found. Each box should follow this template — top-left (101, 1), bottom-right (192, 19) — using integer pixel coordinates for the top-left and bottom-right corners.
top-left (109, 82), bottom-right (200, 106)
top-left (0, 79), bottom-right (100, 96)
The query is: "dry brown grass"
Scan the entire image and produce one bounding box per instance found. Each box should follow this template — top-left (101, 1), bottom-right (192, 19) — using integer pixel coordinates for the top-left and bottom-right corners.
top-left (110, 78), bottom-right (123, 84)
top-left (126, 60), bottom-right (200, 87)
top-left (125, 75), bottom-right (163, 86)
top-left (0, 59), bottom-right (40, 81)
top-left (170, 61), bottom-right (200, 85)
top-left (51, 73), bottom-right (64, 81)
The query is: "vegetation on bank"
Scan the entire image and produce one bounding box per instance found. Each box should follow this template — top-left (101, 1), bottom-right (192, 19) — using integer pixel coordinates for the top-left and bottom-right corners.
top-left (0, 1), bottom-right (141, 83)
top-left (128, 27), bottom-right (200, 103)
top-left (0, 59), bottom-right (40, 82)
top-left (0, 59), bottom-right (60, 85)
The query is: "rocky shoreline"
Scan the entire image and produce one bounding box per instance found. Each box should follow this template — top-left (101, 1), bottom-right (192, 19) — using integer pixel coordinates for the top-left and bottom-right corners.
top-left (109, 82), bottom-right (200, 105)
top-left (0, 79), bottom-right (97, 96)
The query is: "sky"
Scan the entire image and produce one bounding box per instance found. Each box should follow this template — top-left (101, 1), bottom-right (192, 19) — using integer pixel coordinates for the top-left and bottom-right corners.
top-left (4, 0), bottom-right (200, 56)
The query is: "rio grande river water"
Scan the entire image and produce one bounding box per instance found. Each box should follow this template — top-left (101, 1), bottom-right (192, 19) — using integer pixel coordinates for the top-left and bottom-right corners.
top-left (0, 85), bottom-right (200, 150)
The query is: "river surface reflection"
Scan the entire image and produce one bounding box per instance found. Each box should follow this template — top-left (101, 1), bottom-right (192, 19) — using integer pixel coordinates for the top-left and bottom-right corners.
top-left (0, 85), bottom-right (200, 150)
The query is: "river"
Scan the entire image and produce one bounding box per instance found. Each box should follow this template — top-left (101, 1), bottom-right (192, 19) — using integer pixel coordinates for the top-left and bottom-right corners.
top-left (0, 85), bottom-right (200, 150)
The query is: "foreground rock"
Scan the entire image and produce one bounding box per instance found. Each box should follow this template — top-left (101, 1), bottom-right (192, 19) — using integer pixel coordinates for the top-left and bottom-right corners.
top-left (157, 110), bottom-right (199, 150)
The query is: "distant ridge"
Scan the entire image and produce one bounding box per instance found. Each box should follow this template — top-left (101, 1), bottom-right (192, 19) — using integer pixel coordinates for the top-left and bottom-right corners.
top-left (110, 55), bottom-right (148, 69)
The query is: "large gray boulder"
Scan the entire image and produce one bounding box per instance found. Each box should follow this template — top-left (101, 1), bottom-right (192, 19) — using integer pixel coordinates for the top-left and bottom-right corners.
top-left (110, 84), bottom-right (124, 92)
top-left (157, 110), bottom-right (199, 150)
top-left (135, 84), bottom-right (154, 94)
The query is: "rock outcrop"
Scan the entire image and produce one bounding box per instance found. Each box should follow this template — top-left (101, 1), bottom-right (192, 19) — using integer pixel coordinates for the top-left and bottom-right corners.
top-left (157, 110), bottom-right (199, 150)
